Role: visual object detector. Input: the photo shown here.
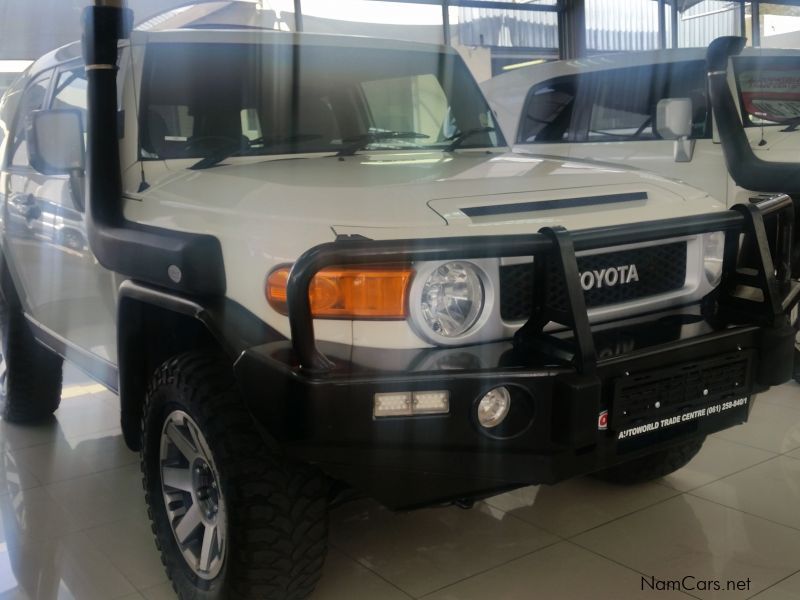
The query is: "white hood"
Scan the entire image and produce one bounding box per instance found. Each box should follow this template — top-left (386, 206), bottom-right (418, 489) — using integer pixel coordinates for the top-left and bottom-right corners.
top-left (132, 150), bottom-right (721, 240)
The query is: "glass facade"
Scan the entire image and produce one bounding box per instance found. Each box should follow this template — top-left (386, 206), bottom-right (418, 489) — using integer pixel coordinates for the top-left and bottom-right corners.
top-left (586, 0), bottom-right (661, 52)
top-left (761, 2), bottom-right (800, 46)
top-left (301, 0), bottom-right (444, 43)
top-left (449, 6), bottom-right (558, 80)
top-left (1, 0), bottom-right (799, 73)
top-left (678, 0), bottom-right (742, 48)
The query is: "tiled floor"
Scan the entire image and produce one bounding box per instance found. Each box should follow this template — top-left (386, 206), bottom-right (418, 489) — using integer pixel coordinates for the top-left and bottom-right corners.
top-left (0, 367), bottom-right (797, 599)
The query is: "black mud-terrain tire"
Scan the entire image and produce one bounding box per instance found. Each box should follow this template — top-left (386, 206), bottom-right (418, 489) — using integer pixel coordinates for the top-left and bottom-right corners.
top-left (793, 312), bottom-right (800, 384)
top-left (591, 437), bottom-right (705, 485)
top-left (142, 352), bottom-right (329, 600)
top-left (0, 295), bottom-right (62, 423)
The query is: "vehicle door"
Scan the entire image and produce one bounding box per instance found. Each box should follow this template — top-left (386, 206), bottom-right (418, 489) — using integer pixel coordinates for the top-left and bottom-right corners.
top-left (3, 62), bottom-right (118, 364)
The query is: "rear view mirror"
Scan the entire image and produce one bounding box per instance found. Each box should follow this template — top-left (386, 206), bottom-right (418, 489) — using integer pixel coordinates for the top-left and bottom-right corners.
top-left (26, 109), bottom-right (85, 175)
top-left (656, 98), bottom-right (695, 162)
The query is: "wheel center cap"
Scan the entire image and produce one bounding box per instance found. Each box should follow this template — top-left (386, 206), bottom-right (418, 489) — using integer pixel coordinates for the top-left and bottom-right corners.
top-left (191, 458), bottom-right (220, 523)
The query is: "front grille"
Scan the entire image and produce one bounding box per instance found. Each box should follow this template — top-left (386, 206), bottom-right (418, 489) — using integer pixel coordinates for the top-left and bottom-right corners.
top-left (612, 353), bottom-right (751, 428)
top-left (499, 242), bottom-right (688, 321)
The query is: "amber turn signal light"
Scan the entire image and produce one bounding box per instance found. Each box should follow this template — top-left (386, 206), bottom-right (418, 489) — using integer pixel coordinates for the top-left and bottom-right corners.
top-left (266, 266), bottom-right (413, 319)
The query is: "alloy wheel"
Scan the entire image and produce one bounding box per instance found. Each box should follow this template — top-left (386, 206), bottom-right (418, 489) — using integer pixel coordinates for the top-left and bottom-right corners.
top-left (159, 410), bottom-right (227, 580)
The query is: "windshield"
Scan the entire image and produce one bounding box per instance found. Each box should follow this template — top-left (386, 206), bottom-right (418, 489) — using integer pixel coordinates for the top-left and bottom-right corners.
top-left (735, 56), bottom-right (800, 127)
top-left (139, 41), bottom-right (504, 161)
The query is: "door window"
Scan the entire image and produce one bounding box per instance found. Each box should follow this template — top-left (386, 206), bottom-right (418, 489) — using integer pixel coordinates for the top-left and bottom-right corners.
top-left (518, 75), bottom-right (577, 143)
top-left (51, 67), bottom-right (87, 121)
top-left (8, 70), bottom-right (52, 167)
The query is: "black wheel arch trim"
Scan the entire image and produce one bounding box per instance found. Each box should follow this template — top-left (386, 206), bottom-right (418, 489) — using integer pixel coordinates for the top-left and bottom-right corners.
top-left (117, 280), bottom-right (285, 450)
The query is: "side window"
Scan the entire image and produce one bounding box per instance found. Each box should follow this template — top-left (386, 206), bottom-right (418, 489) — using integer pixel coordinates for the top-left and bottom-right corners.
top-left (51, 67), bottom-right (88, 123)
top-left (9, 71), bottom-right (51, 167)
top-left (518, 76), bottom-right (577, 143)
top-left (361, 73), bottom-right (449, 140)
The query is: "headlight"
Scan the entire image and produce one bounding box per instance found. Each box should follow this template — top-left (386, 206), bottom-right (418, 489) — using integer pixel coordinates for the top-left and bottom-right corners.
top-left (419, 261), bottom-right (485, 338)
top-left (703, 232), bottom-right (725, 288)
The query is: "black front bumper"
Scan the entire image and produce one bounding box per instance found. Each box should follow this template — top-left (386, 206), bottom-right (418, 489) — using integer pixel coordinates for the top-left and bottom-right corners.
top-left (235, 196), bottom-right (799, 510)
top-left (235, 305), bottom-right (797, 510)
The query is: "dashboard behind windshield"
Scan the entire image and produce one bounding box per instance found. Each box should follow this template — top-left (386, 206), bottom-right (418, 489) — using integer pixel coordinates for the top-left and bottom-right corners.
top-left (139, 41), bottom-right (503, 160)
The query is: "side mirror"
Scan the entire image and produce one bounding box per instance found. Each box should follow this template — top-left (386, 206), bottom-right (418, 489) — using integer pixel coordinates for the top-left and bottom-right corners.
top-left (26, 109), bottom-right (85, 175)
top-left (656, 98), bottom-right (695, 162)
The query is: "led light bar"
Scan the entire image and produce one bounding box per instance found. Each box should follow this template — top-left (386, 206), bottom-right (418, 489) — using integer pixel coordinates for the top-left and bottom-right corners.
top-left (374, 391), bottom-right (450, 418)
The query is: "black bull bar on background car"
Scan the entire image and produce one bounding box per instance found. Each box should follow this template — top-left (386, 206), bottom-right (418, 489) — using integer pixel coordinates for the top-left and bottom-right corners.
top-left (235, 196), bottom-right (800, 509)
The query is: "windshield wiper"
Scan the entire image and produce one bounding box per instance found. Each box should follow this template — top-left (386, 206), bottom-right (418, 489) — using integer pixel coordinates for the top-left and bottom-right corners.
top-left (443, 127), bottom-right (496, 152)
top-left (335, 131), bottom-right (429, 157)
top-left (190, 134), bottom-right (322, 170)
top-left (780, 117), bottom-right (800, 133)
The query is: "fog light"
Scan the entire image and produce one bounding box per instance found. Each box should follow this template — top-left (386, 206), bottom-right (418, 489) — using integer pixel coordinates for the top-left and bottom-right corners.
top-left (477, 387), bottom-right (511, 429)
top-left (374, 392), bottom-right (412, 417)
top-left (374, 391), bottom-right (450, 418)
top-left (413, 391), bottom-right (450, 414)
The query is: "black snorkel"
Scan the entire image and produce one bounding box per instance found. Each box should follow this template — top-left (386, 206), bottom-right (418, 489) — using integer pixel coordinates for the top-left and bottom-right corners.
top-left (707, 36), bottom-right (800, 194)
top-left (82, 0), bottom-right (226, 296)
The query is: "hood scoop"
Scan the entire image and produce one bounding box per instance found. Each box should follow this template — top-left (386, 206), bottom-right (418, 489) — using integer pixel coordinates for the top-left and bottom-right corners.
top-left (460, 191), bottom-right (648, 218)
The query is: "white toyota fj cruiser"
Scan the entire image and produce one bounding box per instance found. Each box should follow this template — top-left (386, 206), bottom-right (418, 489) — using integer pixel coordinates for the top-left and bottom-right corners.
top-left (0, 3), bottom-right (797, 599)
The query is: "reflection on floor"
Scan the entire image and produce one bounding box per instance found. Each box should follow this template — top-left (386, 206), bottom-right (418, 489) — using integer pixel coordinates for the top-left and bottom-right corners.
top-left (0, 366), bottom-right (797, 599)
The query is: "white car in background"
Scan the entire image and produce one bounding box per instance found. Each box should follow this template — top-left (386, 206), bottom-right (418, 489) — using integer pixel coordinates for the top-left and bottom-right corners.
top-left (483, 40), bottom-right (800, 376)
top-left (481, 45), bottom-right (800, 208)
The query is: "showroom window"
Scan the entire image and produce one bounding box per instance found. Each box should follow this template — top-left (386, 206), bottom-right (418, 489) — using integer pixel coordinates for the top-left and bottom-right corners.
top-left (301, 0), bottom-right (444, 44)
top-left (678, 0), bottom-right (743, 47)
top-left (586, 0), bottom-right (661, 52)
top-left (448, 6), bottom-right (559, 80)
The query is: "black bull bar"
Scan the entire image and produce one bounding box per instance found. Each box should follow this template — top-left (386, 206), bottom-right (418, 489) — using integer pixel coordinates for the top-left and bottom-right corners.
top-left (286, 195), bottom-right (799, 378)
